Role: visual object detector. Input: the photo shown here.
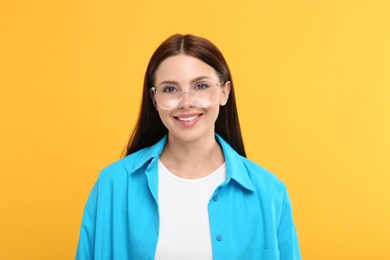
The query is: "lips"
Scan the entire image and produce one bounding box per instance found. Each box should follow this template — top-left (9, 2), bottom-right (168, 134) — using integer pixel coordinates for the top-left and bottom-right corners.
top-left (174, 113), bottom-right (203, 127)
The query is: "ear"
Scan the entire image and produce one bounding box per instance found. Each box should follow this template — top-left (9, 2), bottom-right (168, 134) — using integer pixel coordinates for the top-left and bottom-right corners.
top-left (150, 89), bottom-right (158, 109)
top-left (219, 81), bottom-right (231, 106)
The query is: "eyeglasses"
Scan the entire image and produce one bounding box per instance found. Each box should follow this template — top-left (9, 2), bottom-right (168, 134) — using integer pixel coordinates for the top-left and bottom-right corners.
top-left (151, 80), bottom-right (225, 110)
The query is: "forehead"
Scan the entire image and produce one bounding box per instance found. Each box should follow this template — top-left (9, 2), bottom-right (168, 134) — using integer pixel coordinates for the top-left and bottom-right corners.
top-left (155, 54), bottom-right (218, 83)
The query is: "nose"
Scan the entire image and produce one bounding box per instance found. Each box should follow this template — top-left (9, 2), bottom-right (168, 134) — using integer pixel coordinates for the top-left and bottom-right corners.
top-left (178, 91), bottom-right (194, 108)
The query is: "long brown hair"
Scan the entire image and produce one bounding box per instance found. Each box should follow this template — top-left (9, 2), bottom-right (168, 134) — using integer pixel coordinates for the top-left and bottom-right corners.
top-left (123, 34), bottom-right (246, 157)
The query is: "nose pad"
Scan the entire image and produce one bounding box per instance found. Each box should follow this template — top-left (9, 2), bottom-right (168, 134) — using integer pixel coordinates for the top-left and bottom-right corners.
top-left (178, 91), bottom-right (194, 108)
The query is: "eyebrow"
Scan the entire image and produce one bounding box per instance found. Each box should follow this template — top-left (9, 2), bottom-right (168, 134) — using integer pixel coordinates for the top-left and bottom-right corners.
top-left (157, 76), bottom-right (212, 86)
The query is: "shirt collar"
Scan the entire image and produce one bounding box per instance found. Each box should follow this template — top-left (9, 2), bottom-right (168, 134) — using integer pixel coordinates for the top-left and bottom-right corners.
top-left (130, 134), bottom-right (254, 192)
top-left (131, 135), bottom-right (167, 170)
top-left (215, 134), bottom-right (255, 192)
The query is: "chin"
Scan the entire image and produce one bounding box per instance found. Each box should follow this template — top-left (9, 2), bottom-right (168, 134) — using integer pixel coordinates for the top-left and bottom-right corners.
top-left (168, 128), bottom-right (215, 144)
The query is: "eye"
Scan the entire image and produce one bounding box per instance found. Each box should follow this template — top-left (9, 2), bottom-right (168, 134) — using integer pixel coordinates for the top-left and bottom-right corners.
top-left (193, 82), bottom-right (210, 90)
top-left (161, 85), bottom-right (179, 93)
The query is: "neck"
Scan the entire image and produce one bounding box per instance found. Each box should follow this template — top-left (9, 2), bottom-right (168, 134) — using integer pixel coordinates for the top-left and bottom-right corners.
top-left (160, 134), bottom-right (225, 179)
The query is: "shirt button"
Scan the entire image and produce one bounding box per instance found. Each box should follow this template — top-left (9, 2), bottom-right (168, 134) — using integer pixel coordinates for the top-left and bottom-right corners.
top-left (216, 234), bottom-right (222, 241)
top-left (213, 195), bottom-right (218, 202)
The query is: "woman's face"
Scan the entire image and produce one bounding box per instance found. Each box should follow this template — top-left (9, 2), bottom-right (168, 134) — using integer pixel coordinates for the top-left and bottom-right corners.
top-left (153, 54), bottom-right (230, 144)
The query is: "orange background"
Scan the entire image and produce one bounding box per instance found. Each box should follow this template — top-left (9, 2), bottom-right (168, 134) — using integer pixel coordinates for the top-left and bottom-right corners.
top-left (1, 0), bottom-right (389, 259)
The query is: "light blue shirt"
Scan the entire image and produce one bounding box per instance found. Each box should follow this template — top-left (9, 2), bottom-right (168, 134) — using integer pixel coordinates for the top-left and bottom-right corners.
top-left (76, 135), bottom-right (301, 259)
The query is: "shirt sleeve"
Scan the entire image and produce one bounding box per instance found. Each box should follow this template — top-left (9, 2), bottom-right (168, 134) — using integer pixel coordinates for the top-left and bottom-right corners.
top-left (277, 185), bottom-right (301, 260)
top-left (75, 182), bottom-right (98, 260)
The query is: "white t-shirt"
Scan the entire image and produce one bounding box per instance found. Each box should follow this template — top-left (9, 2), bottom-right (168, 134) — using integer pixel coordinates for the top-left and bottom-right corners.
top-left (154, 160), bottom-right (226, 260)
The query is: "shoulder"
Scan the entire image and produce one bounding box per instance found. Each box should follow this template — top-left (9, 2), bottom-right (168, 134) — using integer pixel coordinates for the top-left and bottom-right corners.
top-left (97, 136), bottom-right (167, 183)
top-left (240, 156), bottom-right (287, 198)
top-left (97, 147), bottom-right (151, 183)
top-left (244, 157), bottom-right (284, 185)
top-left (217, 134), bottom-right (286, 196)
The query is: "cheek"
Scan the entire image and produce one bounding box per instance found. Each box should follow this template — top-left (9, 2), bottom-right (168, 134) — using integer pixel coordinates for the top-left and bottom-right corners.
top-left (208, 104), bottom-right (221, 119)
top-left (156, 109), bottom-right (169, 125)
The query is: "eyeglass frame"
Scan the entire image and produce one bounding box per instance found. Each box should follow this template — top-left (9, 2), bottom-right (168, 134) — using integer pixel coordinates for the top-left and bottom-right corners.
top-left (150, 80), bottom-right (226, 110)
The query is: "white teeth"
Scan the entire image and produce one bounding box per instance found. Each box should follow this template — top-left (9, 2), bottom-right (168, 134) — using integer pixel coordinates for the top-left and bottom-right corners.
top-left (177, 115), bottom-right (198, 121)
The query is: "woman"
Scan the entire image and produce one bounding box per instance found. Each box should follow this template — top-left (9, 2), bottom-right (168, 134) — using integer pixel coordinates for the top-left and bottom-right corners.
top-left (76, 34), bottom-right (301, 259)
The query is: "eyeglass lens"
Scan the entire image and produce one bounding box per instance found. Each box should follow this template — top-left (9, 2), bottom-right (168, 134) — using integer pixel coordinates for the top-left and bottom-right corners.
top-left (154, 81), bottom-right (219, 109)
